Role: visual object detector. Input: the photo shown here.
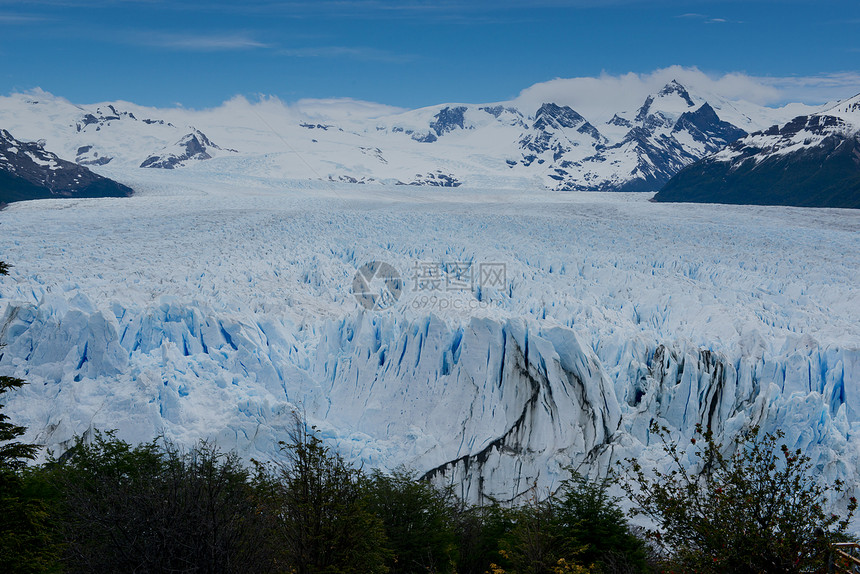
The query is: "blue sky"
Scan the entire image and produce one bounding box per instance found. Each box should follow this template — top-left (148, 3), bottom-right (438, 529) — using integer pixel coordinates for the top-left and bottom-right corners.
top-left (1, 0), bottom-right (859, 109)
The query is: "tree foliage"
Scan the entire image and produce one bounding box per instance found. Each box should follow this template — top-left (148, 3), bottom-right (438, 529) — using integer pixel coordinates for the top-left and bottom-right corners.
top-left (620, 422), bottom-right (858, 574)
top-left (51, 431), bottom-right (270, 574)
top-left (366, 468), bottom-right (460, 574)
top-left (482, 473), bottom-right (647, 574)
top-left (455, 503), bottom-right (516, 574)
top-left (496, 494), bottom-right (572, 574)
top-left (254, 419), bottom-right (389, 574)
top-left (553, 473), bottom-right (648, 573)
top-left (0, 376), bottom-right (38, 469)
top-left (0, 374), bottom-right (59, 573)
top-left (2, 388), bottom-right (856, 574)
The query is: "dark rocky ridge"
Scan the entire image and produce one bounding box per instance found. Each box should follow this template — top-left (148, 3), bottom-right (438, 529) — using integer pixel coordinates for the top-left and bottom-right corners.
top-left (673, 102), bottom-right (747, 149)
top-left (518, 103), bottom-right (606, 166)
top-left (397, 171), bottom-right (462, 187)
top-left (655, 109), bottom-right (860, 208)
top-left (0, 128), bottom-right (132, 205)
top-left (76, 104), bottom-right (174, 133)
top-left (429, 106), bottom-right (469, 136)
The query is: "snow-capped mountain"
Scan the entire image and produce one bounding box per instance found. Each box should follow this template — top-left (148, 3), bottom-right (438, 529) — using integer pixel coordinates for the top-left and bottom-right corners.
top-left (0, 127), bottom-right (132, 204)
top-left (532, 80), bottom-right (748, 192)
top-left (0, 91), bottom-right (230, 172)
top-left (654, 93), bottom-right (860, 207)
top-left (140, 129), bottom-right (233, 169)
top-left (0, 82), bottom-right (815, 193)
top-left (372, 80), bottom-right (780, 192)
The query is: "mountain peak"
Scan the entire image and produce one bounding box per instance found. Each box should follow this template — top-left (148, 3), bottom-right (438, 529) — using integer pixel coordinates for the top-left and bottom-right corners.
top-left (140, 129), bottom-right (222, 169)
top-left (533, 103), bottom-right (587, 130)
top-left (672, 102), bottom-right (747, 148)
top-left (657, 80), bottom-right (695, 107)
top-left (635, 81), bottom-right (697, 125)
top-left (656, 93), bottom-right (860, 208)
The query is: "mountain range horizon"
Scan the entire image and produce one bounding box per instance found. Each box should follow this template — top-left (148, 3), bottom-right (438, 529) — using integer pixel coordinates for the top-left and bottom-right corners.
top-left (3, 71), bottom-right (858, 206)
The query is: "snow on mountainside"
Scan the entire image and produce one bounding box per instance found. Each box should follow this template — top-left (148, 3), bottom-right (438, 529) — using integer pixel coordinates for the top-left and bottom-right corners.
top-left (820, 93), bottom-right (860, 126)
top-left (0, 127), bottom-right (132, 204)
top-left (0, 91), bottom-right (228, 172)
top-left (0, 83), bottom-right (818, 193)
top-left (140, 129), bottom-right (234, 169)
top-left (0, 173), bottom-right (858, 519)
top-left (537, 80), bottom-right (749, 192)
top-left (655, 92), bottom-right (860, 207)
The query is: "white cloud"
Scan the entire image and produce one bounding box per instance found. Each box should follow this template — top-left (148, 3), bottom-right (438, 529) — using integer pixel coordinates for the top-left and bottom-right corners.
top-left (513, 66), bottom-right (860, 122)
top-left (211, 68), bottom-right (860, 125)
top-left (290, 97), bottom-right (407, 120)
top-left (177, 93), bottom-right (406, 126)
top-left (759, 72), bottom-right (860, 105)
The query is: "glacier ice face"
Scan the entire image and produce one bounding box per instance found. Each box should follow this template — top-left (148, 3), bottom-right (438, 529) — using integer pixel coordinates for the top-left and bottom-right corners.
top-left (2, 293), bottom-right (857, 511)
top-left (309, 314), bottom-right (622, 501)
top-left (0, 176), bottom-right (858, 519)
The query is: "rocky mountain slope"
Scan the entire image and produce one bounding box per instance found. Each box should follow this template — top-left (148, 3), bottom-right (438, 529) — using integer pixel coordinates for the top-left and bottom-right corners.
top-left (0, 128), bottom-right (132, 205)
top-left (655, 93), bottom-right (860, 208)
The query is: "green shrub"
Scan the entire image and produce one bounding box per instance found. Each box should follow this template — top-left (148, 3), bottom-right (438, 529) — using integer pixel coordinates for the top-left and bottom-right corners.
top-left (620, 423), bottom-right (857, 574)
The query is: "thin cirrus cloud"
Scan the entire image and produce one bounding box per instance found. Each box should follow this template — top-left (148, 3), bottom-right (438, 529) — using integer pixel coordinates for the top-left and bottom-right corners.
top-left (129, 31), bottom-right (271, 52)
top-left (0, 12), bottom-right (49, 23)
top-left (277, 46), bottom-right (415, 63)
top-left (676, 12), bottom-right (739, 24)
top-left (762, 72), bottom-right (860, 102)
top-left (156, 0), bottom-right (617, 22)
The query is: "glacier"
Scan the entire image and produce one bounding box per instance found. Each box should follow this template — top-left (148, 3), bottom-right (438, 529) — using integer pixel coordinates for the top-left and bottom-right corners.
top-left (0, 172), bottom-right (859, 517)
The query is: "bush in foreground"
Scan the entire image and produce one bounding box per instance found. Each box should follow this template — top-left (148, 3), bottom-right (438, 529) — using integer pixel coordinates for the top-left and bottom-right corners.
top-left (620, 423), bottom-right (857, 574)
